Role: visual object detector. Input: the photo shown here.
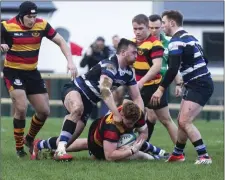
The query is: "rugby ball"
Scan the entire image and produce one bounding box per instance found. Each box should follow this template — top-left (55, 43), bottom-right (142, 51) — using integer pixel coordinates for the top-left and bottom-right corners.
top-left (117, 133), bottom-right (136, 148)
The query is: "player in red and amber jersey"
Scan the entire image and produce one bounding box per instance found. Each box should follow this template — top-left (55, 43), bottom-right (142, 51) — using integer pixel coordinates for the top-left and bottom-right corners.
top-left (132, 35), bottom-right (164, 86)
top-left (1, 1), bottom-right (77, 158)
top-left (127, 14), bottom-right (178, 146)
top-left (31, 101), bottom-right (169, 161)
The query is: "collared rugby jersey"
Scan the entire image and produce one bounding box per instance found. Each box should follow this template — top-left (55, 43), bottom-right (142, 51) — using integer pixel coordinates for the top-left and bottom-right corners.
top-left (1, 16), bottom-right (56, 70)
top-left (74, 55), bottom-right (136, 105)
top-left (132, 35), bottom-right (164, 86)
top-left (168, 29), bottom-right (210, 83)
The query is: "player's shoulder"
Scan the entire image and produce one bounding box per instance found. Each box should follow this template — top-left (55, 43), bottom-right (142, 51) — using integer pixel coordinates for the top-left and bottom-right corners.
top-left (146, 35), bottom-right (163, 47)
top-left (147, 35), bottom-right (158, 42)
top-left (34, 18), bottom-right (48, 26)
top-left (35, 18), bottom-right (45, 23)
top-left (104, 112), bottom-right (125, 133)
top-left (170, 30), bottom-right (187, 42)
top-left (31, 18), bottom-right (48, 31)
top-left (2, 17), bottom-right (17, 26)
top-left (102, 55), bottom-right (118, 69)
top-left (2, 17), bottom-right (21, 31)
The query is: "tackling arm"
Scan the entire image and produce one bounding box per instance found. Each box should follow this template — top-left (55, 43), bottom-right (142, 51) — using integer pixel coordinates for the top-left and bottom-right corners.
top-left (99, 75), bottom-right (121, 118)
top-left (128, 84), bottom-right (144, 112)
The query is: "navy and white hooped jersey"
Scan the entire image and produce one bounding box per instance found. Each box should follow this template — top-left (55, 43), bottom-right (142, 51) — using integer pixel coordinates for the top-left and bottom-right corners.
top-left (74, 55), bottom-right (136, 105)
top-left (168, 29), bottom-right (210, 84)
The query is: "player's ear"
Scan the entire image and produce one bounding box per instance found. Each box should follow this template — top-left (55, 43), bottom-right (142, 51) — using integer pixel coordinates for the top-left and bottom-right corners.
top-left (121, 49), bottom-right (126, 56)
top-left (171, 20), bottom-right (175, 27)
top-left (120, 110), bottom-right (124, 116)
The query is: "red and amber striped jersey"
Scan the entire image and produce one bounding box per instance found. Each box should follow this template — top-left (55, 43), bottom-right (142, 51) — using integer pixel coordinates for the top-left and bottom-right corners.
top-left (93, 106), bottom-right (146, 147)
top-left (132, 35), bottom-right (164, 86)
top-left (1, 17), bottom-right (57, 70)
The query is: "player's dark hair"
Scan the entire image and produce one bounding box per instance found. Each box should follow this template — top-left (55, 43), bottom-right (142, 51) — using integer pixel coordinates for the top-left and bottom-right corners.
top-left (132, 14), bottom-right (149, 27)
top-left (162, 10), bottom-right (183, 26)
top-left (116, 38), bottom-right (137, 54)
top-left (123, 101), bottom-right (141, 122)
top-left (149, 14), bottom-right (162, 22)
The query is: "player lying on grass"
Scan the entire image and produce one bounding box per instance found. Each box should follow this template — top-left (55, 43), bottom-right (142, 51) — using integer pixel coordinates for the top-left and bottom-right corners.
top-left (31, 101), bottom-right (169, 161)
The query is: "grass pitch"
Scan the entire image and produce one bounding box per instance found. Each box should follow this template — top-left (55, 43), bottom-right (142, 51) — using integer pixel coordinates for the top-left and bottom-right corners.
top-left (1, 117), bottom-right (224, 180)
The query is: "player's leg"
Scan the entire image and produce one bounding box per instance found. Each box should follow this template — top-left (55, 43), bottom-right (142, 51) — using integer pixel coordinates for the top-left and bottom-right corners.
top-left (10, 89), bottom-right (28, 157)
top-left (154, 106), bottom-right (178, 144)
top-left (168, 77), bottom-right (214, 164)
top-left (3, 68), bottom-right (28, 157)
top-left (140, 141), bottom-right (169, 159)
top-left (32, 114), bottom-right (71, 159)
top-left (167, 99), bottom-right (205, 163)
top-left (54, 90), bottom-right (84, 161)
top-left (23, 69), bottom-right (50, 152)
top-left (145, 108), bottom-right (157, 141)
top-left (179, 100), bottom-right (212, 164)
top-left (25, 93), bottom-right (50, 152)
top-left (166, 100), bottom-right (187, 162)
top-left (138, 85), bottom-right (158, 142)
top-left (149, 85), bottom-right (178, 144)
top-left (66, 138), bottom-right (88, 152)
top-left (31, 137), bottom-right (88, 160)
top-left (142, 85), bottom-right (178, 143)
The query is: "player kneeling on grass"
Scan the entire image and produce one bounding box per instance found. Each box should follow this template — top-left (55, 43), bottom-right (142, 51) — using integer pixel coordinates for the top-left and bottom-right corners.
top-left (31, 101), bottom-right (169, 161)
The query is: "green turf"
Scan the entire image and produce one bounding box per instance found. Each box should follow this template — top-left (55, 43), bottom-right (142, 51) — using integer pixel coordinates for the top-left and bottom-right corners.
top-left (1, 117), bottom-right (224, 180)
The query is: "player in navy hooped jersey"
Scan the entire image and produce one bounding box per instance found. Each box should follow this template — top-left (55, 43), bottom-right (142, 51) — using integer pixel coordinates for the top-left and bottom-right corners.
top-left (150, 10), bottom-right (213, 165)
top-left (51, 38), bottom-right (145, 161)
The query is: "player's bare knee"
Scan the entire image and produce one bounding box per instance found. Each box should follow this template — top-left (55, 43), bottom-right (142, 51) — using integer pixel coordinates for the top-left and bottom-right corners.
top-left (70, 104), bottom-right (84, 120)
top-left (147, 113), bottom-right (157, 123)
top-left (178, 111), bottom-right (193, 129)
top-left (178, 119), bottom-right (190, 130)
top-left (36, 107), bottom-right (50, 120)
top-left (14, 103), bottom-right (27, 118)
top-left (146, 108), bottom-right (157, 123)
top-left (158, 115), bottom-right (173, 127)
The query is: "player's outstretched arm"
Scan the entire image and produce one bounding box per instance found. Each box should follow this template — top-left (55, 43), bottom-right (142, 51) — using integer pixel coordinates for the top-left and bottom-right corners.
top-left (99, 75), bottom-right (122, 123)
top-left (51, 33), bottom-right (78, 79)
top-left (128, 84), bottom-right (145, 112)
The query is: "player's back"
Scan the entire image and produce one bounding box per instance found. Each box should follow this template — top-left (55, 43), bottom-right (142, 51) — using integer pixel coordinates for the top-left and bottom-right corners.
top-left (74, 55), bottom-right (136, 105)
top-left (169, 30), bottom-right (210, 83)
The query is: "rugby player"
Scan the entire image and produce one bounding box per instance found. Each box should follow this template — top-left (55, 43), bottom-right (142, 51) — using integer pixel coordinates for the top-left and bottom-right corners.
top-left (31, 101), bottom-right (169, 161)
top-left (143, 14), bottom-right (184, 142)
top-left (50, 38), bottom-right (145, 161)
top-left (1, 1), bottom-right (77, 157)
top-left (127, 14), bottom-right (178, 144)
top-left (151, 10), bottom-right (213, 164)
